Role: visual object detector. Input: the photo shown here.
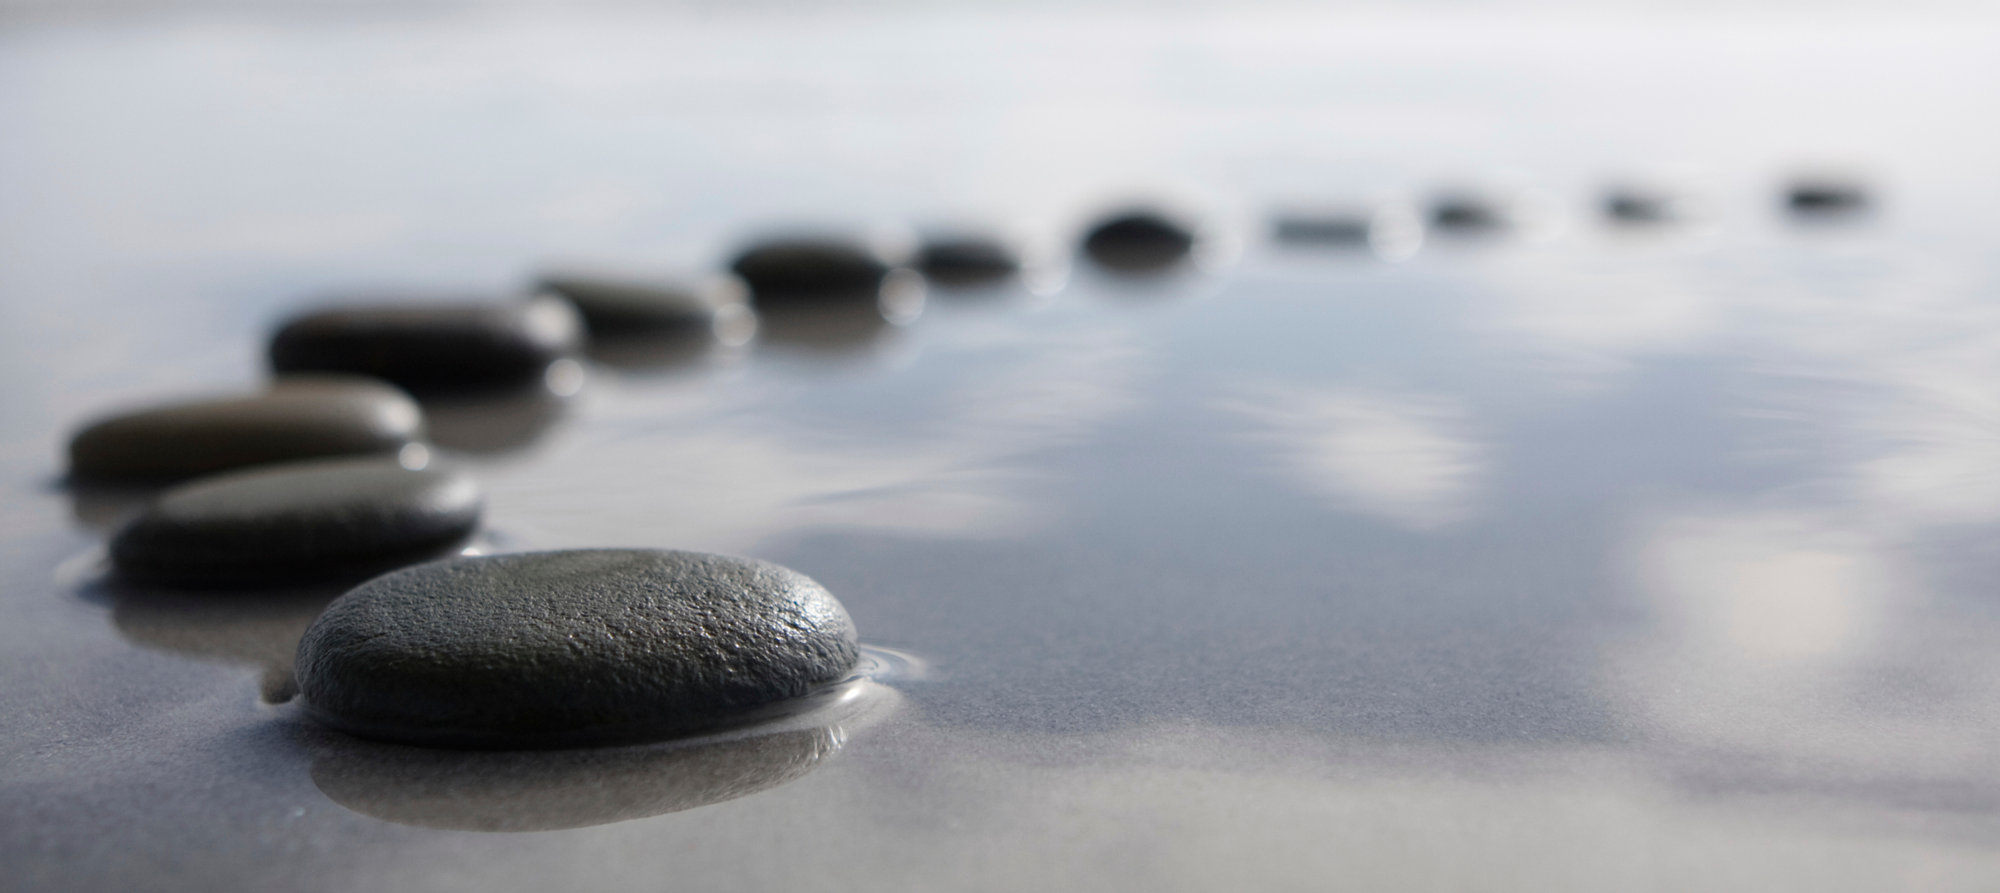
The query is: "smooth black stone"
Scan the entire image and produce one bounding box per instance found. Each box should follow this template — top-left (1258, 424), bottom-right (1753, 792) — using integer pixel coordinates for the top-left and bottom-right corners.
top-left (269, 297), bottom-right (584, 391)
top-left (295, 549), bottom-right (861, 749)
top-left (730, 241), bottom-right (891, 305)
top-left (1081, 212), bottom-right (1195, 272)
top-left (536, 275), bottom-right (720, 337)
top-left (109, 457), bottom-right (482, 586)
top-left (915, 237), bottom-right (1019, 287)
top-left (68, 376), bottom-right (424, 481)
top-left (1429, 195), bottom-right (1506, 231)
top-left (1787, 180), bottom-right (1869, 214)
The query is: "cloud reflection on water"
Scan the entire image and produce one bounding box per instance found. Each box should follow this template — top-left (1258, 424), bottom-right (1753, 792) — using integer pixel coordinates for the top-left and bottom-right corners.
top-left (483, 323), bottom-right (1144, 552)
top-left (1222, 385), bottom-right (1485, 530)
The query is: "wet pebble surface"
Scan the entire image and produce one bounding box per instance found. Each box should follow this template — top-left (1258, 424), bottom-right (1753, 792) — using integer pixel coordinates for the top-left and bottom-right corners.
top-left (295, 549), bottom-right (860, 749)
top-left (68, 376), bottom-right (424, 481)
top-left (269, 297), bottom-right (584, 391)
top-left (110, 456), bottom-right (482, 586)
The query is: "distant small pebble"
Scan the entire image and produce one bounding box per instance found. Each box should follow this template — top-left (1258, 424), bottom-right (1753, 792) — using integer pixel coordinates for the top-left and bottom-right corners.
top-left (295, 549), bottom-right (860, 748)
top-left (1786, 179), bottom-right (1869, 214)
top-left (915, 237), bottom-right (1019, 287)
top-left (69, 376), bottom-right (424, 481)
top-left (731, 241), bottom-right (892, 304)
top-left (1428, 194), bottom-right (1506, 232)
top-left (1081, 212), bottom-right (1195, 272)
top-left (269, 297), bottom-right (584, 390)
top-left (110, 456), bottom-right (482, 586)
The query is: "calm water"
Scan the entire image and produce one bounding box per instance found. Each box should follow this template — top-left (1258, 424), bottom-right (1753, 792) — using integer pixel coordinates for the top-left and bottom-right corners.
top-left (5, 5), bottom-right (2000, 890)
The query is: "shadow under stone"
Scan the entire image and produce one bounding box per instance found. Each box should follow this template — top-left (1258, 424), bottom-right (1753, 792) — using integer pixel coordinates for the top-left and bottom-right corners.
top-left (108, 581), bottom-right (348, 703)
top-left (419, 380), bottom-right (573, 455)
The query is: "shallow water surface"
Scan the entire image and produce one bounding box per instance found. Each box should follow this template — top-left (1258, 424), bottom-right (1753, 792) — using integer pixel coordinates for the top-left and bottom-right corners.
top-left (4, 4), bottom-right (2000, 891)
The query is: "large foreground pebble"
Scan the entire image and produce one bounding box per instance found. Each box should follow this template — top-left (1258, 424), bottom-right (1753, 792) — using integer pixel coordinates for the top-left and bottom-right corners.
top-left (1081, 211), bottom-right (1195, 272)
top-left (110, 457), bottom-right (482, 586)
top-left (69, 376), bottom-right (423, 481)
top-left (296, 549), bottom-right (861, 749)
top-left (269, 297), bottom-right (584, 390)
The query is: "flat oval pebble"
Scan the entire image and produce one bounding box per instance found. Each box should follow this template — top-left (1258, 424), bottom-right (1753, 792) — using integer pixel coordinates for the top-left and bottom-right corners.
top-left (536, 274), bottom-right (735, 337)
top-left (1428, 194), bottom-right (1507, 231)
top-left (69, 376), bottom-right (424, 481)
top-left (269, 297), bottom-right (584, 391)
top-left (730, 240), bottom-right (892, 304)
top-left (1786, 178), bottom-right (1869, 214)
top-left (295, 549), bottom-right (861, 749)
top-left (1081, 211), bottom-right (1195, 272)
top-left (110, 456), bottom-right (482, 586)
top-left (915, 237), bottom-right (1019, 287)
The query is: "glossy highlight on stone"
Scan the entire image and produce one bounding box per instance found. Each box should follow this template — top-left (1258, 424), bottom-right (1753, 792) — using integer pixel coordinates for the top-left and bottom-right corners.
top-left (109, 456), bottom-right (482, 586)
top-left (1081, 211), bottom-right (1195, 272)
top-left (295, 549), bottom-right (861, 749)
top-left (269, 297), bottom-right (585, 391)
top-left (67, 376), bottom-right (424, 481)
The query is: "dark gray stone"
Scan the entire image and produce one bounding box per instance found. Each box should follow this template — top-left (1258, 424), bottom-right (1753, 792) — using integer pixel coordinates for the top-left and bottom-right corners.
top-left (109, 457), bottom-right (482, 586)
top-left (1786, 179), bottom-right (1869, 214)
top-left (536, 275), bottom-right (723, 337)
top-left (730, 240), bottom-right (891, 305)
top-left (1271, 214), bottom-right (1372, 246)
top-left (1428, 194), bottom-right (1506, 232)
top-left (1604, 188), bottom-right (1676, 224)
top-left (1081, 211), bottom-right (1195, 272)
top-left (295, 549), bottom-right (861, 749)
top-left (915, 237), bottom-right (1019, 287)
top-left (269, 297), bottom-right (584, 391)
top-left (68, 376), bottom-right (424, 481)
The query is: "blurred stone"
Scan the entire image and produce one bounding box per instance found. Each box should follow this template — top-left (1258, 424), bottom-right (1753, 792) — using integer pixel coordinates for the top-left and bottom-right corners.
top-left (915, 237), bottom-right (1019, 287)
top-left (269, 297), bottom-right (584, 391)
top-left (109, 457), bottom-right (482, 586)
top-left (731, 241), bottom-right (892, 305)
top-left (68, 376), bottom-right (423, 482)
top-left (1786, 178), bottom-right (1870, 215)
top-left (1081, 211), bottom-right (1195, 273)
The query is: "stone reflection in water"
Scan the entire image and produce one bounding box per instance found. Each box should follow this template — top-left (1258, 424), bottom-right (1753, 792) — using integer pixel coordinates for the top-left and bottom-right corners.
top-left (420, 368), bottom-right (580, 455)
top-left (108, 582), bottom-right (346, 703)
top-left (754, 269), bottom-right (925, 360)
top-left (66, 478), bottom-right (167, 530)
top-left (311, 682), bottom-right (895, 831)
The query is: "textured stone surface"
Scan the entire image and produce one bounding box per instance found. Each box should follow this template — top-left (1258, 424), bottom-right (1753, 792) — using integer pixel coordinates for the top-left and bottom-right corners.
top-left (109, 457), bottom-right (482, 586)
top-left (295, 549), bottom-right (861, 749)
top-left (915, 237), bottom-right (1019, 287)
top-left (68, 376), bottom-right (424, 481)
top-left (730, 240), bottom-right (891, 304)
top-left (269, 297), bottom-right (584, 390)
top-left (1081, 211), bottom-right (1195, 272)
